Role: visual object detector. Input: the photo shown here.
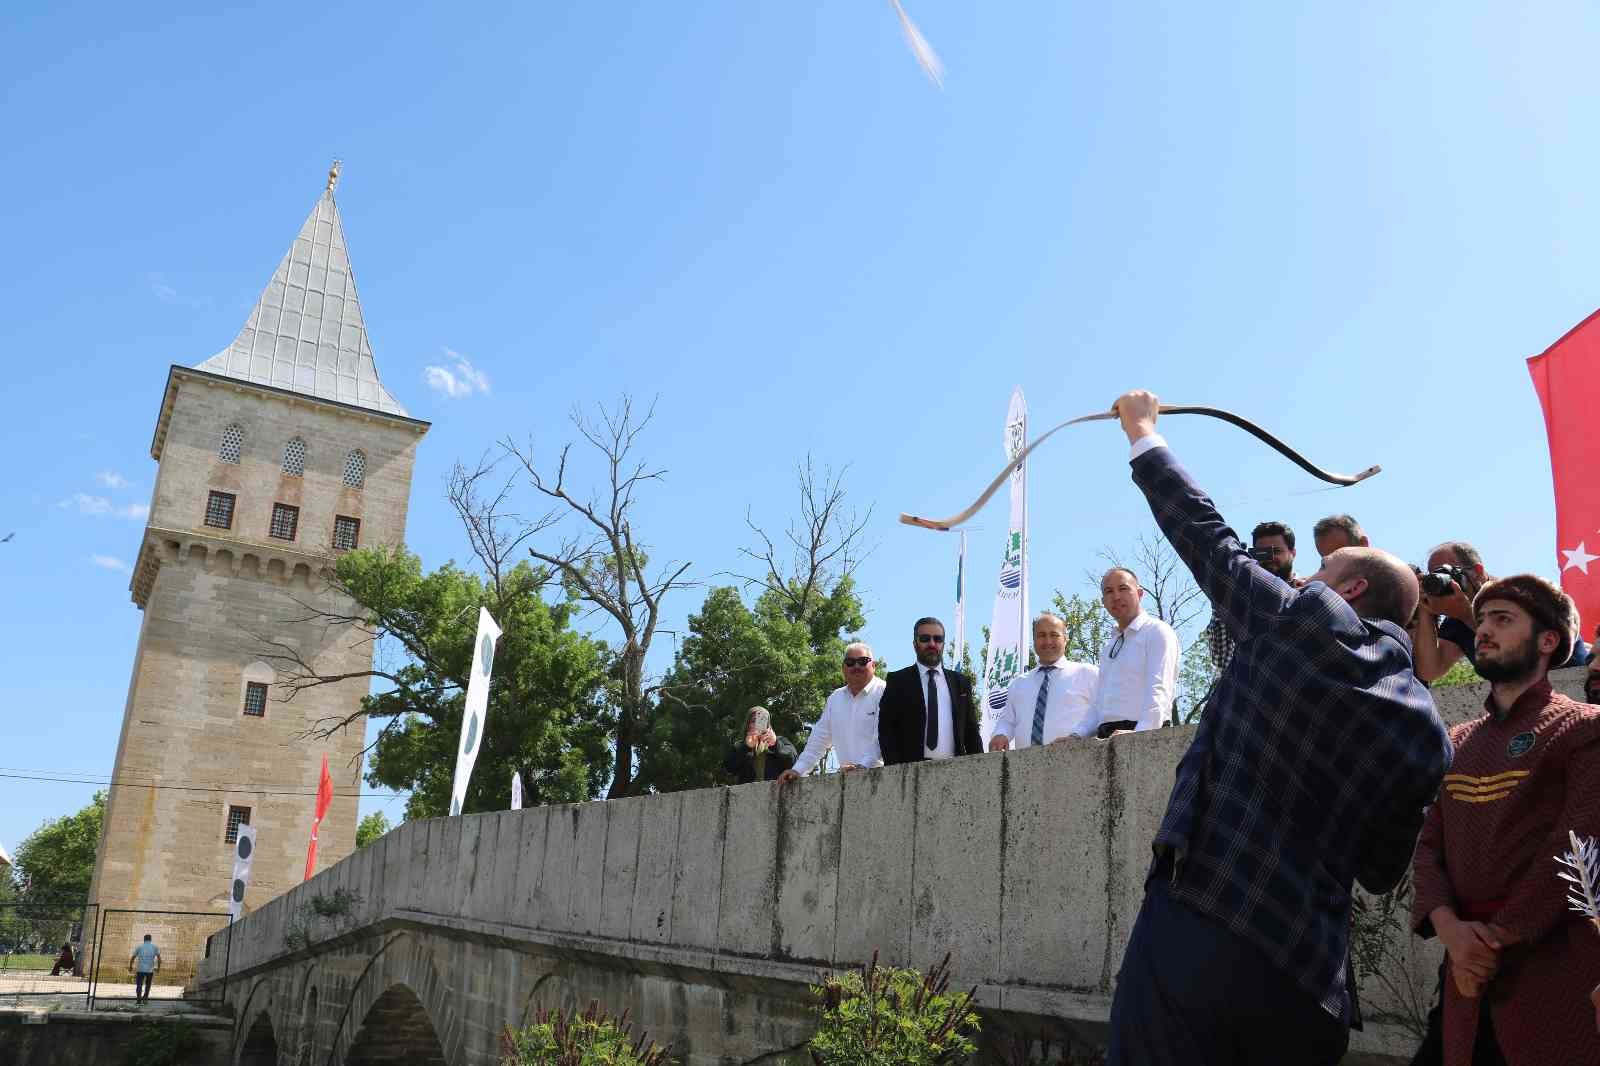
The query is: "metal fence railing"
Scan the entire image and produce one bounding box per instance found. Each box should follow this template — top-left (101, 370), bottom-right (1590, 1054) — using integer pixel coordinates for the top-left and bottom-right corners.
top-left (88, 909), bottom-right (232, 1010)
top-left (0, 900), bottom-right (95, 1005)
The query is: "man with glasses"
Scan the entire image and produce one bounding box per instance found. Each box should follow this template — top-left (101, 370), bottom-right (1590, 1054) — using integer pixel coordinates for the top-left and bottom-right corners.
top-left (1089, 567), bottom-right (1180, 736)
top-left (780, 642), bottom-right (886, 781)
top-left (1104, 389), bottom-right (1451, 1066)
top-left (878, 617), bottom-right (982, 765)
top-left (990, 613), bottom-right (1099, 749)
top-left (1203, 521), bottom-right (1299, 673)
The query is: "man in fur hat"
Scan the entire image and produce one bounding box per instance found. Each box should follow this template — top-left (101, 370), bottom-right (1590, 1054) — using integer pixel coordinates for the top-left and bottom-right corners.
top-left (1412, 574), bottom-right (1600, 1065)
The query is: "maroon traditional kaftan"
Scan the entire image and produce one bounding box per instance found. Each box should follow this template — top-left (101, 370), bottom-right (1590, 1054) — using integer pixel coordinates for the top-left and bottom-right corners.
top-left (1412, 681), bottom-right (1600, 1065)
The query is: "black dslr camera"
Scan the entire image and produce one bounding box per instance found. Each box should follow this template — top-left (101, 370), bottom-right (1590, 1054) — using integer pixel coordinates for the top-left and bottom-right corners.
top-left (1421, 564), bottom-right (1468, 598)
top-left (1247, 547), bottom-right (1277, 564)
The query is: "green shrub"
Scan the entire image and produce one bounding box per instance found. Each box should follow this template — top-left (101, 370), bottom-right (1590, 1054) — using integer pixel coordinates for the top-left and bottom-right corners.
top-left (122, 1018), bottom-right (202, 1066)
top-left (808, 952), bottom-right (980, 1065)
top-left (500, 1003), bottom-right (673, 1066)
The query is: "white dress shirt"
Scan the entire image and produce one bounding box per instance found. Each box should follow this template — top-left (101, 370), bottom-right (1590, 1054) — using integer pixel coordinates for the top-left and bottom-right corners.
top-left (1090, 612), bottom-right (1180, 731)
top-left (792, 677), bottom-right (886, 775)
top-left (995, 660), bottom-right (1099, 747)
top-left (919, 663), bottom-right (955, 760)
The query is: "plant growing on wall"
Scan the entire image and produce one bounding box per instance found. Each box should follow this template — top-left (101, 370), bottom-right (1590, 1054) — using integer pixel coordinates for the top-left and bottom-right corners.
top-left (500, 1003), bottom-right (673, 1066)
top-left (807, 952), bottom-right (980, 1066)
top-left (282, 888), bottom-right (364, 953)
top-left (121, 1018), bottom-right (202, 1066)
top-left (1350, 876), bottom-right (1430, 1039)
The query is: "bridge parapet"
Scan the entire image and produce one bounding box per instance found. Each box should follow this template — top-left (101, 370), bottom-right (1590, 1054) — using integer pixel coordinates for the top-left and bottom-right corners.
top-left (197, 671), bottom-right (1585, 1064)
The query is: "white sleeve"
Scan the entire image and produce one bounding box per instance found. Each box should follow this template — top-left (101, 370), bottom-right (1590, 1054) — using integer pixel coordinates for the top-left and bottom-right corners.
top-left (994, 677), bottom-right (1023, 740)
top-left (1144, 625), bottom-right (1180, 728)
top-left (1129, 433), bottom-right (1168, 460)
top-left (792, 699), bottom-right (834, 776)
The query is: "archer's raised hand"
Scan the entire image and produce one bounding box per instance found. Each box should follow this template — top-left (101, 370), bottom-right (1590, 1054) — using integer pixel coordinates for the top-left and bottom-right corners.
top-left (1113, 390), bottom-right (1161, 445)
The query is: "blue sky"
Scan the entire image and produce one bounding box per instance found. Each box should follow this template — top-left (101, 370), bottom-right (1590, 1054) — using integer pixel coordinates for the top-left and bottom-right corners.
top-left (4, 2), bottom-right (1598, 856)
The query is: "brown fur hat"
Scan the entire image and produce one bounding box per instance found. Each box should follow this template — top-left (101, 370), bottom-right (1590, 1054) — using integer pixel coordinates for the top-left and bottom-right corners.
top-left (1473, 573), bottom-right (1580, 667)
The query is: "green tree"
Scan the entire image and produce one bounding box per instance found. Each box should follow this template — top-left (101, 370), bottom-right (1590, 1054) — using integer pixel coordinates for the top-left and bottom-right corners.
top-left (355, 812), bottom-right (392, 849)
top-left (1049, 592), bottom-right (1114, 666)
top-left (640, 460), bottom-right (870, 792)
top-left (641, 578), bottom-right (865, 792)
top-left (260, 546), bottom-right (613, 818)
top-left (13, 791), bottom-right (104, 904)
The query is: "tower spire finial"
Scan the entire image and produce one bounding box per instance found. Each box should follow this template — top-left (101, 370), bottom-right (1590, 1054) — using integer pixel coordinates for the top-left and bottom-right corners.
top-left (326, 159), bottom-right (343, 195)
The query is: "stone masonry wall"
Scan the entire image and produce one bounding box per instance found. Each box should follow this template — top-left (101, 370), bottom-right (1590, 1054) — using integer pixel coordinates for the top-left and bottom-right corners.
top-left (196, 670), bottom-right (1589, 1064)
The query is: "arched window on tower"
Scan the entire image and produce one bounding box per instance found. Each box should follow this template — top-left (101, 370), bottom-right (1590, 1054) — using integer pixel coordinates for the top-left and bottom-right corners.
top-left (282, 438), bottom-right (307, 477)
top-left (240, 661), bottom-right (275, 718)
top-left (343, 449), bottom-right (366, 489)
top-left (218, 424), bottom-right (244, 464)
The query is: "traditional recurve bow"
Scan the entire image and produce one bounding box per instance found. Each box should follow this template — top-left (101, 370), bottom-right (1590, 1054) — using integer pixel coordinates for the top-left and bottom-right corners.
top-left (899, 404), bottom-right (1381, 531)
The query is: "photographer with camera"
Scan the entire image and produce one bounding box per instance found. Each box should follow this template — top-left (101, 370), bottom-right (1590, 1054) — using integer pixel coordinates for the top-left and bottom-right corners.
top-left (1415, 542), bottom-right (1590, 681)
top-left (1413, 542), bottom-right (1491, 683)
top-left (1203, 521), bottom-right (1298, 672)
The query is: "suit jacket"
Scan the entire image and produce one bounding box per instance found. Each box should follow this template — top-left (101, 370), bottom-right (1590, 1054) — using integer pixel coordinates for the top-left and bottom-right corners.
top-left (1131, 442), bottom-right (1451, 1024)
top-left (877, 664), bottom-right (983, 765)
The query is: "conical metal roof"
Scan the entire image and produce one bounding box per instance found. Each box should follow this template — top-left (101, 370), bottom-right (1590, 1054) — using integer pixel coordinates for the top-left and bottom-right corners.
top-left (196, 172), bottom-right (408, 416)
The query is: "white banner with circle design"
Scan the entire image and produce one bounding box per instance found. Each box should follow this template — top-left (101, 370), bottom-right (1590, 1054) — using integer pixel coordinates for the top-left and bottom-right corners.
top-left (228, 824), bottom-right (256, 922)
top-left (450, 607), bottom-right (502, 817)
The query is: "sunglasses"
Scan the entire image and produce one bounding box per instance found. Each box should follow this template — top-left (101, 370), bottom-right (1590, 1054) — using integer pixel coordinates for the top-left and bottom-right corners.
top-left (915, 634), bottom-right (945, 645)
top-left (843, 656), bottom-right (872, 668)
top-left (1107, 632), bottom-right (1126, 660)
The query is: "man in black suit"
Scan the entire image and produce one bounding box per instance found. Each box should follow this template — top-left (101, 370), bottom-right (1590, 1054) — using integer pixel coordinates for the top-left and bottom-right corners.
top-left (878, 616), bottom-right (983, 764)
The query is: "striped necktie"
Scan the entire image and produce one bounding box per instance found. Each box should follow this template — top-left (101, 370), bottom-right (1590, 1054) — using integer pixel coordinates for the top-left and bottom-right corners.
top-left (1030, 665), bottom-right (1055, 746)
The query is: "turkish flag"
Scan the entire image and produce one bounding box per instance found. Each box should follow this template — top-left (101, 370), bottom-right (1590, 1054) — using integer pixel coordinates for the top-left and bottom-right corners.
top-left (1528, 310), bottom-right (1600, 642)
top-left (303, 754), bottom-right (334, 881)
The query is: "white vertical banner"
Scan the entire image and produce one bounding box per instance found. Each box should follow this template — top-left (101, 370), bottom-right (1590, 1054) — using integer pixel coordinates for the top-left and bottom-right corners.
top-left (979, 387), bottom-right (1028, 745)
top-left (952, 531), bottom-right (967, 669)
top-left (450, 607), bottom-right (503, 818)
top-left (510, 771), bottom-right (523, 811)
top-left (228, 824), bottom-right (257, 922)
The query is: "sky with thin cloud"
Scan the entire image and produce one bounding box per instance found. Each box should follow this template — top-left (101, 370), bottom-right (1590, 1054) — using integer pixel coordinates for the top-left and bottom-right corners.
top-left (5, 2), bottom-right (1600, 850)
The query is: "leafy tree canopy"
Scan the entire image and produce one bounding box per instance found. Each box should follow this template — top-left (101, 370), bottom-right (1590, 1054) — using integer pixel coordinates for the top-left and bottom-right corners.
top-left (13, 790), bottom-right (104, 904)
top-left (355, 811), bottom-right (392, 849)
top-left (638, 575), bottom-right (865, 793)
top-left (325, 547), bottom-right (614, 818)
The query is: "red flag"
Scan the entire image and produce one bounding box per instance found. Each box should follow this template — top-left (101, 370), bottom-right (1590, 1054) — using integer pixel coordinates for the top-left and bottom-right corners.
top-left (304, 754), bottom-right (334, 881)
top-left (1528, 311), bottom-right (1600, 643)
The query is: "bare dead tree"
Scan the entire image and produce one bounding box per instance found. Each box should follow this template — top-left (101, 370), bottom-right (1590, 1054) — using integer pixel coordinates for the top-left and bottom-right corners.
top-left (1086, 530), bottom-right (1208, 633)
top-left (730, 455), bottom-right (873, 619)
top-left (504, 396), bottom-right (693, 798)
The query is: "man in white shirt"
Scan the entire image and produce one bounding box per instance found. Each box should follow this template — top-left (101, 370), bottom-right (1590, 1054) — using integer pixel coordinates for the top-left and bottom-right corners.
top-left (779, 642), bottom-right (886, 781)
top-left (989, 613), bottom-right (1099, 750)
top-left (1090, 567), bottom-right (1180, 734)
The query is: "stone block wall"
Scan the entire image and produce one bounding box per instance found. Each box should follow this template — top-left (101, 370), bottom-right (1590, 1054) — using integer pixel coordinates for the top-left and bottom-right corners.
top-left (196, 670), bottom-right (1589, 1065)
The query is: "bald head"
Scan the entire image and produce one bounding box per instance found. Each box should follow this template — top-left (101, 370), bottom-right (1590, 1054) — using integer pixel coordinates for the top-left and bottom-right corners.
top-left (1310, 547), bottom-right (1417, 626)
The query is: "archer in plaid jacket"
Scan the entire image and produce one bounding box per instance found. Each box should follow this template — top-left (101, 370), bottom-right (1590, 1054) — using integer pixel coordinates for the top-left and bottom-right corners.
top-left (1129, 440), bottom-right (1452, 1024)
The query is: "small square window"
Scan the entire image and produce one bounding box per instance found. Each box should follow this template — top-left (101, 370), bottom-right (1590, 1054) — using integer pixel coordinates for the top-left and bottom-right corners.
top-left (269, 503), bottom-right (299, 541)
top-left (224, 805), bottom-right (251, 844)
top-left (205, 491), bottom-right (236, 530)
top-left (243, 682), bottom-right (268, 717)
top-left (332, 515), bottom-right (360, 551)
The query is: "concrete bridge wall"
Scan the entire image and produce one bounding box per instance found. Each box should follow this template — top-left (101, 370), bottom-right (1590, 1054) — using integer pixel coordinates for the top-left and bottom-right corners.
top-left (195, 671), bottom-right (1588, 1065)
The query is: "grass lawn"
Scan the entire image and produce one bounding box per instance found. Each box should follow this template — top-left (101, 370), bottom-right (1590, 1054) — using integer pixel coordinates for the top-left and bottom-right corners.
top-left (0, 954), bottom-right (57, 970)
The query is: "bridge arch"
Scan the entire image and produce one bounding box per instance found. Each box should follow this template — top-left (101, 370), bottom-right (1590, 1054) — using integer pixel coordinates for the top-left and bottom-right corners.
top-left (238, 1009), bottom-right (280, 1066)
top-left (325, 932), bottom-right (458, 1065)
top-left (344, 983), bottom-right (446, 1065)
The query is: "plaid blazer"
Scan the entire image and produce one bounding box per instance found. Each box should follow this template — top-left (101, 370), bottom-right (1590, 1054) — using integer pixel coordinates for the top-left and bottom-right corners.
top-left (1132, 445), bottom-right (1452, 1022)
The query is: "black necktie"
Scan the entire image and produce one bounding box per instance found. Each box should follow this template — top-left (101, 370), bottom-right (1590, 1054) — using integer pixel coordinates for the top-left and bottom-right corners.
top-left (925, 668), bottom-right (939, 749)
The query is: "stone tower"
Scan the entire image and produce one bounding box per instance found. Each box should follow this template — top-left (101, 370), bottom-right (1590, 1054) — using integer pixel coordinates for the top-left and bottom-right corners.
top-left (87, 167), bottom-right (429, 927)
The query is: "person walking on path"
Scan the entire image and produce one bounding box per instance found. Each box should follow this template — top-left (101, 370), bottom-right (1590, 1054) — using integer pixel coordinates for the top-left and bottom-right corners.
top-left (128, 934), bottom-right (161, 1003)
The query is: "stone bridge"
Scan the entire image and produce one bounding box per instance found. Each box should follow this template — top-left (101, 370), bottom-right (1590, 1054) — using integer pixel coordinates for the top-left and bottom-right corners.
top-left (194, 673), bottom-right (1587, 1066)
